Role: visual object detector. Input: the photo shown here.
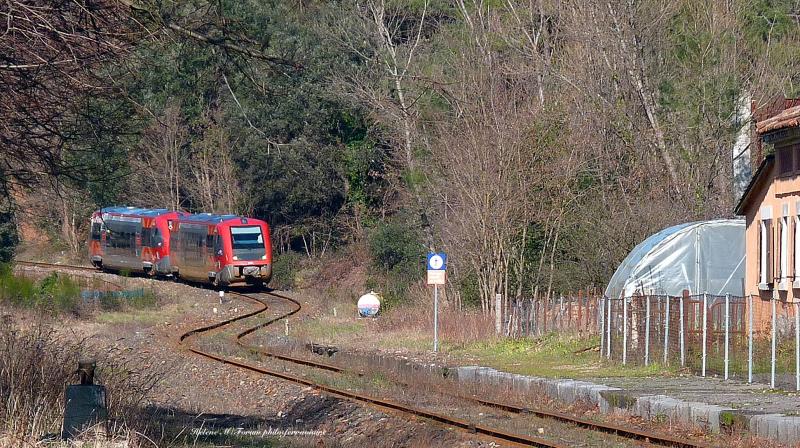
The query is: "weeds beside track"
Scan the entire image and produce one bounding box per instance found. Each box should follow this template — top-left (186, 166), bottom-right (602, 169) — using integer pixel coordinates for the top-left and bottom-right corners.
top-left (18, 261), bottom-right (709, 448)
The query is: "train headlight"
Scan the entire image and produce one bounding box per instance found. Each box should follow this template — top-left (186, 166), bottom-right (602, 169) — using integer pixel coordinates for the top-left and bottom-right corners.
top-left (261, 255), bottom-right (266, 260)
top-left (232, 255), bottom-right (239, 261)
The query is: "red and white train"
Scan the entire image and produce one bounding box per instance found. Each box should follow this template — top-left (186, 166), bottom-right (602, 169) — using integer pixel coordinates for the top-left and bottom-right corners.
top-left (89, 206), bottom-right (272, 287)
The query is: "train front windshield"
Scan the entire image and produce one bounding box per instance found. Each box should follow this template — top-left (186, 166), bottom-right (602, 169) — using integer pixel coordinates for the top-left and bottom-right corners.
top-left (230, 226), bottom-right (267, 261)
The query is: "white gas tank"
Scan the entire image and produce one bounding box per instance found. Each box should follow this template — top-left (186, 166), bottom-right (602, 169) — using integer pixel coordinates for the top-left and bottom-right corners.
top-left (357, 291), bottom-right (381, 317)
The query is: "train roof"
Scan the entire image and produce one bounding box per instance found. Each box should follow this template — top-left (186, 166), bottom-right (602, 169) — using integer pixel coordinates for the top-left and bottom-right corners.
top-left (181, 213), bottom-right (263, 225)
top-left (100, 206), bottom-right (177, 217)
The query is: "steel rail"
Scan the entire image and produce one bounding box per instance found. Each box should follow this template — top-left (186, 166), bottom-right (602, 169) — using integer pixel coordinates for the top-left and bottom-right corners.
top-left (16, 260), bottom-right (98, 272)
top-left (180, 290), bottom-right (564, 448)
top-left (17, 261), bottom-right (706, 448)
top-left (232, 291), bottom-right (707, 448)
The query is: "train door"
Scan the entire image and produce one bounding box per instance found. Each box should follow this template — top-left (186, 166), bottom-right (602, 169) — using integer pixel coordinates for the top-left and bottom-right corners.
top-left (105, 217), bottom-right (143, 271)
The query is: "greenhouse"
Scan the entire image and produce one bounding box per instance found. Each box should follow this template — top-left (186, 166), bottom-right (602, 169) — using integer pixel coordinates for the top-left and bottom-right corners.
top-left (604, 219), bottom-right (746, 299)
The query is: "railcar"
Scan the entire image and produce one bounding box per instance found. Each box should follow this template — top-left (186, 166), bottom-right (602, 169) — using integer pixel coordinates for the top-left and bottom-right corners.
top-left (89, 207), bottom-right (182, 275)
top-left (169, 213), bottom-right (272, 286)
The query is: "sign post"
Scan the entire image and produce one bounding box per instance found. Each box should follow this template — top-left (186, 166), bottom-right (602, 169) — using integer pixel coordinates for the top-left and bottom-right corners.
top-left (427, 252), bottom-right (447, 352)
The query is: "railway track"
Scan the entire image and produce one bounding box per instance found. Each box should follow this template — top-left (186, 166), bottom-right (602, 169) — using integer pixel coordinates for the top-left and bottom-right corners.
top-left (17, 260), bottom-right (709, 448)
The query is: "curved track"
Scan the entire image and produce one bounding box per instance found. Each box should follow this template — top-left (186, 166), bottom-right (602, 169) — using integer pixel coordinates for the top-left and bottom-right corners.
top-left (17, 261), bottom-right (708, 448)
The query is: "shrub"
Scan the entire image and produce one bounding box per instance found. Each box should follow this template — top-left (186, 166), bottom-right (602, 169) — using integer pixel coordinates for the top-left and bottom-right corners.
top-left (271, 251), bottom-right (303, 290)
top-left (368, 215), bottom-right (425, 309)
top-left (37, 272), bottom-right (81, 313)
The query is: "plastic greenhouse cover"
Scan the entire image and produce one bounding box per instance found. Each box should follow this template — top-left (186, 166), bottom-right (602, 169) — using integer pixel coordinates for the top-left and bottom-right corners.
top-left (604, 219), bottom-right (745, 299)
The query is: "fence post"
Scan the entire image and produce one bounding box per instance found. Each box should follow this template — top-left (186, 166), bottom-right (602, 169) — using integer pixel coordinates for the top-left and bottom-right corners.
top-left (680, 290), bottom-right (686, 367)
top-left (725, 293), bottom-right (730, 380)
top-left (645, 296), bottom-right (651, 366)
top-left (702, 292), bottom-right (708, 377)
top-left (664, 295), bottom-right (670, 365)
top-left (748, 294), bottom-right (754, 383)
top-left (606, 297), bottom-right (612, 359)
top-left (623, 297), bottom-right (628, 365)
top-left (599, 296), bottom-right (605, 358)
top-left (794, 303), bottom-right (800, 390)
top-left (772, 294), bottom-right (777, 389)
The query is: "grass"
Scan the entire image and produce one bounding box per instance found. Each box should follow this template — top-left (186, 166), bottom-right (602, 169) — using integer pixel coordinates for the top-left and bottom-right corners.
top-left (295, 304), bottom-right (670, 379)
top-left (96, 308), bottom-right (166, 326)
top-left (296, 318), bottom-right (365, 344)
top-left (450, 333), bottom-right (675, 378)
top-left (1, 263), bottom-right (161, 318)
top-left (0, 316), bottom-right (162, 445)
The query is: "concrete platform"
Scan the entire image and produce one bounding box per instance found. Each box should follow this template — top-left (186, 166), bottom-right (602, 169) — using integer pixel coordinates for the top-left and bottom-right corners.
top-left (454, 366), bottom-right (800, 445)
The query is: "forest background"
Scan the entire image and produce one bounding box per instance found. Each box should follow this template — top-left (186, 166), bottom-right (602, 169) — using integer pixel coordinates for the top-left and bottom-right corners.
top-left (2, 0), bottom-right (799, 319)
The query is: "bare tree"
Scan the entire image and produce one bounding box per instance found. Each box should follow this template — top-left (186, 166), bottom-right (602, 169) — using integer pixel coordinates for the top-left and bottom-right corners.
top-left (0, 0), bottom-right (136, 195)
top-left (130, 104), bottom-right (188, 211)
top-left (186, 109), bottom-right (240, 214)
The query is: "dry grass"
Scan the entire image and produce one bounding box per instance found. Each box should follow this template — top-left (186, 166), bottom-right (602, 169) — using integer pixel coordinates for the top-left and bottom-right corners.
top-left (380, 302), bottom-right (497, 347)
top-left (0, 314), bottom-right (162, 447)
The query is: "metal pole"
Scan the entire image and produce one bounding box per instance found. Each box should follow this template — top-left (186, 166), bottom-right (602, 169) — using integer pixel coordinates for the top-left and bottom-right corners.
top-left (680, 294), bottom-right (685, 367)
top-left (434, 285), bottom-right (439, 352)
top-left (795, 303), bottom-right (799, 391)
top-left (748, 294), bottom-right (754, 383)
top-left (599, 297), bottom-right (605, 358)
top-left (772, 295), bottom-right (777, 389)
top-left (623, 297), bottom-right (628, 365)
top-left (725, 293), bottom-right (730, 380)
top-left (606, 297), bottom-right (612, 359)
top-left (645, 296), bottom-right (651, 366)
top-left (702, 293), bottom-right (708, 377)
top-left (664, 296), bottom-right (670, 365)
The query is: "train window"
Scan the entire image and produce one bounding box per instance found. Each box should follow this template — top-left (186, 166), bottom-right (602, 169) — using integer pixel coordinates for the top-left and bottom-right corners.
top-left (91, 223), bottom-right (102, 241)
top-left (142, 228), bottom-right (152, 247)
top-left (214, 235), bottom-right (222, 254)
top-left (230, 226), bottom-right (266, 261)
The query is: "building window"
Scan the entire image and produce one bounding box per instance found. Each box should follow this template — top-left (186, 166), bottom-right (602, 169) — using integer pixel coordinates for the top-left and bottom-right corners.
top-left (780, 216), bottom-right (789, 282)
top-left (795, 215), bottom-right (800, 282)
top-left (760, 219), bottom-right (773, 286)
top-left (778, 144), bottom-right (800, 176)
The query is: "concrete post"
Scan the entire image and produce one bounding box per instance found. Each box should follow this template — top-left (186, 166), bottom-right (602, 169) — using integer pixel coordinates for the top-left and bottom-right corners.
top-left (599, 296), bottom-right (605, 358)
top-left (680, 291), bottom-right (686, 367)
top-left (749, 294), bottom-right (754, 383)
top-left (702, 292), bottom-right (708, 377)
top-left (606, 297), bottom-right (612, 359)
top-left (796, 303), bottom-right (799, 391)
top-left (645, 296), bottom-right (651, 366)
top-left (772, 294), bottom-right (777, 389)
top-left (664, 295), bottom-right (670, 365)
top-left (725, 293), bottom-right (730, 380)
top-left (623, 297), bottom-right (628, 365)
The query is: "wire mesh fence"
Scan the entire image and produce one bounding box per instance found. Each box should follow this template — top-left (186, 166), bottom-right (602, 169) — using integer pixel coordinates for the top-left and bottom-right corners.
top-left (500, 290), bottom-right (800, 391)
top-left (600, 292), bottom-right (800, 391)
top-left (505, 292), bottom-right (601, 338)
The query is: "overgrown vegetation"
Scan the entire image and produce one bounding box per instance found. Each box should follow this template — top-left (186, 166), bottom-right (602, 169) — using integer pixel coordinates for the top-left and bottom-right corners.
top-left (0, 317), bottom-right (160, 446)
top-left (0, 266), bottom-right (157, 315)
top-left (5, 0), bottom-right (800, 331)
top-left (367, 214), bottom-right (425, 310)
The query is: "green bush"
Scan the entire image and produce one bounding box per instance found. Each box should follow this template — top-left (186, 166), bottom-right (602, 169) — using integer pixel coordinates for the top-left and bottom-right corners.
top-left (369, 217), bottom-right (424, 279)
top-left (368, 215), bottom-right (425, 309)
top-left (0, 210), bottom-right (17, 263)
top-left (0, 264), bottom-right (35, 306)
top-left (37, 273), bottom-right (81, 313)
top-left (271, 251), bottom-right (302, 290)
